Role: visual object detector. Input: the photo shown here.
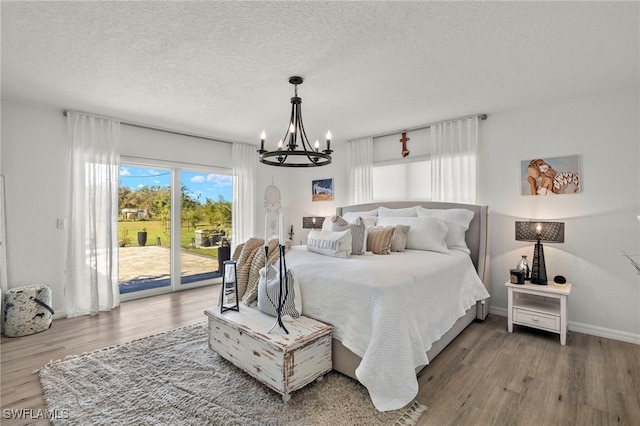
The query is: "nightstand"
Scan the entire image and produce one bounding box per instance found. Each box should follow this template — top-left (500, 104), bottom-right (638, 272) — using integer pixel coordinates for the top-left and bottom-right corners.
top-left (505, 281), bottom-right (572, 345)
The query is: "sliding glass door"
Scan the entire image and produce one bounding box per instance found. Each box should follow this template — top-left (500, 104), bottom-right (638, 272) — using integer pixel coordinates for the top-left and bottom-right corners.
top-left (118, 165), bottom-right (172, 295)
top-left (179, 170), bottom-right (232, 285)
top-left (118, 160), bottom-right (231, 299)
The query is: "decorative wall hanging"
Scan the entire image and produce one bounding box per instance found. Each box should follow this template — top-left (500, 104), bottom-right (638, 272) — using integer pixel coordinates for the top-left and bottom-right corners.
top-left (264, 180), bottom-right (281, 238)
top-left (399, 132), bottom-right (410, 158)
top-left (521, 155), bottom-right (581, 196)
top-left (312, 178), bottom-right (334, 202)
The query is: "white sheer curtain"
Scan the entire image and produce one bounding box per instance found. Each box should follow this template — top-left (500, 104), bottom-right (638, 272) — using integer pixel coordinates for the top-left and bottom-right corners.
top-left (347, 137), bottom-right (373, 205)
top-left (231, 142), bottom-right (256, 246)
top-left (430, 116), bottom-right (479, 204)
top-left (65, 112), bottom-right (120, 317)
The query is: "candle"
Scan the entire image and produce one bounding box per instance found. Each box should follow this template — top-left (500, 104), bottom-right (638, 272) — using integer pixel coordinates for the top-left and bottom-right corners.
top-left (264, 214), bottom-right (269, 247)
top-left (278, 213), bottom-right (284, 245)
top-left (277, 139), bottom-right (284, 150)
top-left (536, 223), bottom-right (542, 234)
top-left (326, 130), bottom-right (332, 151)
top-left (314, 139), bottom-right (319, 152)
top-left (260, 130), bottom-right (266, 152)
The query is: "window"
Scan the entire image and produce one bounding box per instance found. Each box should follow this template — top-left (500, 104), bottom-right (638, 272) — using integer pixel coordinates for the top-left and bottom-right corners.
top-left (118, 161), bottom-right (231, 299)
top-left (372, 160), bottom-right (431, 201)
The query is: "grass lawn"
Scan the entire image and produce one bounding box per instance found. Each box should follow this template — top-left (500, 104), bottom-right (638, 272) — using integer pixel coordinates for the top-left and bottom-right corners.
top-left (118, 220), bottom-right (221, 258)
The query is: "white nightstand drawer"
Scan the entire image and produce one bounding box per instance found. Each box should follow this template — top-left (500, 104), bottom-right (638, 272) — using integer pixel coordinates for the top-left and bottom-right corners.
top-left (513, 308), bottom-right (560, 332)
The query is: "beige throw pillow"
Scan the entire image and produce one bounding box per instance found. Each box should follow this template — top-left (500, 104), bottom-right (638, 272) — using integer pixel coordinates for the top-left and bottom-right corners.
top-left (367, 226), bottom-right (395, 255)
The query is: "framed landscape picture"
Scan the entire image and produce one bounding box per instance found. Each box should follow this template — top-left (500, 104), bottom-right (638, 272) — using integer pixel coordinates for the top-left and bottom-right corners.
top-left (312, 178), bottom-right (334, 202)
top-left (521, 155), bottom-right (581, 196)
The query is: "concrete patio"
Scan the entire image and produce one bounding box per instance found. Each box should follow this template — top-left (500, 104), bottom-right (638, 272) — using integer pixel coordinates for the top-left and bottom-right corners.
top-left (119, 245), bottom-right (219, 284)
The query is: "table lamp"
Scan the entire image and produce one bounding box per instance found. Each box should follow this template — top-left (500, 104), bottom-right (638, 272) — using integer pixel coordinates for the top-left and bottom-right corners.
top-left (515, 221), bottom-right (565, 284)
top-left (302, 216), bottom-right (325, 229)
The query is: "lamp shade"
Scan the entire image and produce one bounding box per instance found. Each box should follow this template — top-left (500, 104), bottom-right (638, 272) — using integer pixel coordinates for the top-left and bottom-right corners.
top-left (515, 221), bottom-right (564, 243)
top-left (302, 216), bottom-right (325, 229)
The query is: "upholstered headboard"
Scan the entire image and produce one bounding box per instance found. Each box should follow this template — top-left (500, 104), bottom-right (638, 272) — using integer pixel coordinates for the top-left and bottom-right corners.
top-left (337, 201), bottom-right (490, 318)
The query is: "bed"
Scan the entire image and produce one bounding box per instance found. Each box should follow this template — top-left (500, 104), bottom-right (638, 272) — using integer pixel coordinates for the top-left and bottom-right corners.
top-left (284, 201), bottom-right (491, 412)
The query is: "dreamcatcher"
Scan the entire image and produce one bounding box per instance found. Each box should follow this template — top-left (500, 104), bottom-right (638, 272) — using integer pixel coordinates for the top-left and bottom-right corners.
top-left (264, 180), bottom-right (281, 240)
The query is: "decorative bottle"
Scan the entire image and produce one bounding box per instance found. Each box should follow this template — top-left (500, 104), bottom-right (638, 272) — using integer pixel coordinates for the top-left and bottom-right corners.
top-left (517, 255), bottom-right (530, 280)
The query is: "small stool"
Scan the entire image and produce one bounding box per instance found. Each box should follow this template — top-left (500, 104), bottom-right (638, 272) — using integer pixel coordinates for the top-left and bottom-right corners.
top-left (3, 285), bottom-right (54, 337)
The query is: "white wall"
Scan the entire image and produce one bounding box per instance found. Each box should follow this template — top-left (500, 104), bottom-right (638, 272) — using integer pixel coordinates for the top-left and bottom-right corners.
top-left (1, 99), bottom-right (233, 316)
top-left (478, 86), bottom-right (640, 342)
top-left (1, 101), bottom-right (69, 311)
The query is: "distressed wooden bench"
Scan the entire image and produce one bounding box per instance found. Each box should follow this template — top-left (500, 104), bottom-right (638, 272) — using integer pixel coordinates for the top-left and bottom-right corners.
top-left (204, 306), bottom-right (333, 402)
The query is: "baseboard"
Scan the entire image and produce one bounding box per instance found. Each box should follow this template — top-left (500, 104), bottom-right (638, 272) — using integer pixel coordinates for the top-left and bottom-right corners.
top-left (568, 321), bottom-right (640, 345)
top-left (489, 306), bottom-right (640, 345)
top-left (53, 309), bottom-right (67, 320)
top-left (490, 306), bottom-right (508, 318)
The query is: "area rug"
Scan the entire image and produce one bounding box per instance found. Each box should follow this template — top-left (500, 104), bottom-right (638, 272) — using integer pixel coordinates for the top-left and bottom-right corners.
top-left (39, 322), bottom-right (427, 425)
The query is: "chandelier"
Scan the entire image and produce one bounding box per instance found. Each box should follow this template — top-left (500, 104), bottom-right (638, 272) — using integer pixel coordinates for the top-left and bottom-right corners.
top-left (257, 76), bottom-right (332, 167)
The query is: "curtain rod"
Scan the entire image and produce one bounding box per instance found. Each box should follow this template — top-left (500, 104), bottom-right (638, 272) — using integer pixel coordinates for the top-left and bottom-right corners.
top-left (62, 110), bottom-right (236, 145)
top-left (355, 113), bottom-right (488, 141)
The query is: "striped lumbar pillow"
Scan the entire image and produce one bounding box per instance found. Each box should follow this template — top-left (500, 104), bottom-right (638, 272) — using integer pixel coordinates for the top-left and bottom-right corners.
top-left (331, 216), bottom-right (366, 255)
top-left (257, 264), bottom-right (301, 318)
top-left (367, 226), bottom-right (395, 255)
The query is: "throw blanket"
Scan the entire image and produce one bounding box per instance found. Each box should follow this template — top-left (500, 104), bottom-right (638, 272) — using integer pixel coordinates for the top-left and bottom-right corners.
top-left (232, 237), bottom-right (291, 306)
top-left (283, 246), bottom-right (490, 412)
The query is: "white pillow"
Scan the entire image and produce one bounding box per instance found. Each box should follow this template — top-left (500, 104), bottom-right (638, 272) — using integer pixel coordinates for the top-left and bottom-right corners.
top-left (321, 216), bottom-right (334, 231)
top-left (360, 216), bottom-right (378, 228)
top-left (416, 207), bottom-right (474, 254)
top-left (378, 206), bottom-right (418, 217)
top-left (342, 208), bottom-right (378, 223)
top-left (376, 216), bottom-right (450, 254)
top-left (306, 229), bottom-right (352, 258)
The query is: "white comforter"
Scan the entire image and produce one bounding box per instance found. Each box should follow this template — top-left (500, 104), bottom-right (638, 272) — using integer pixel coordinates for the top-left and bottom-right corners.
top-left (284, 246), bottom-right (490, 412)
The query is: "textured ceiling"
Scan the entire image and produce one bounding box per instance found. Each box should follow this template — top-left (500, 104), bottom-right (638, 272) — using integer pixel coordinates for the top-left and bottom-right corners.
top-left (2, 1), bottom-right (638, 145)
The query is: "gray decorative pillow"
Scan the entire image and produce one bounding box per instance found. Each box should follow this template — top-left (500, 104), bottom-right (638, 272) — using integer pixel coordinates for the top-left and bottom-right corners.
top-left (331, 216), bottom-right (366, 255)
top-left (390, 225), bottom-right (411, 252)
top-left (257, 264), bottom-right (301, 318)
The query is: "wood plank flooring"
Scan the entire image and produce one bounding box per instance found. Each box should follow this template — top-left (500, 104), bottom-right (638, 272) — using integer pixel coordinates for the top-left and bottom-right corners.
top-left (2, 285), bottom-right (639, 425)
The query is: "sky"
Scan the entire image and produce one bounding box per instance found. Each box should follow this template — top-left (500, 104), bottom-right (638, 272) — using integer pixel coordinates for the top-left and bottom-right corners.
top-left (119, 165), bottom-right (232, 203)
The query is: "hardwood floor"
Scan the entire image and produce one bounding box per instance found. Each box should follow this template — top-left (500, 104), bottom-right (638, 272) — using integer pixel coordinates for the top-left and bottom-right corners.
top-left (1, 286), bottom-right (220, 426)
top-left (416, 315), bottom-right (640, 426)
top-left (2, 286), bottom-right (639, 425)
